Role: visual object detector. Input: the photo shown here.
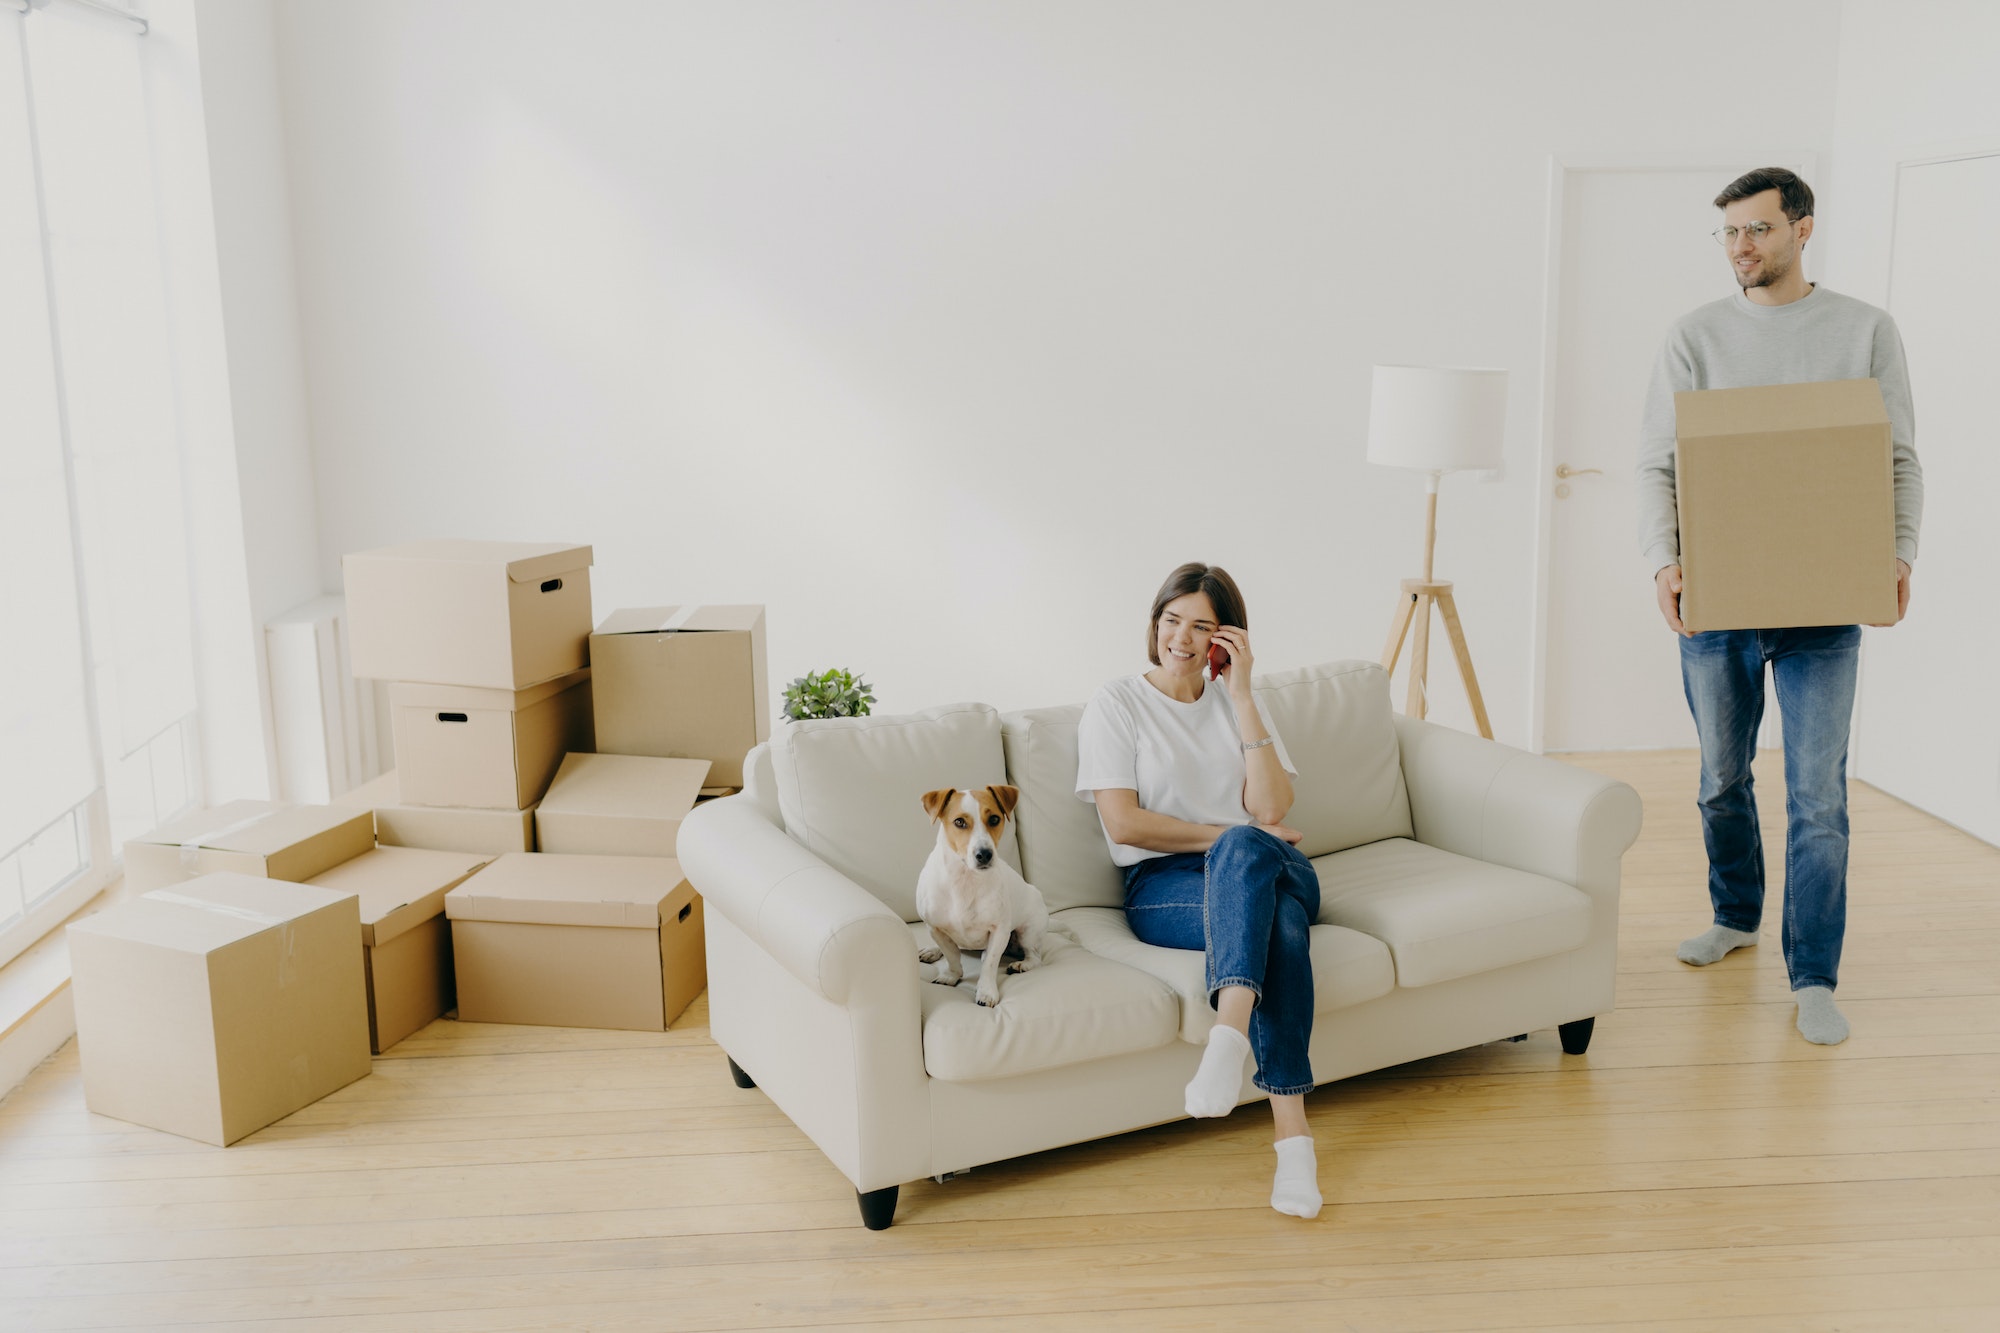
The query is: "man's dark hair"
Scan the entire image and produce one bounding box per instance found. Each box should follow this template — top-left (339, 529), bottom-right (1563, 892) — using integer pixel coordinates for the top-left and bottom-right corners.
top-left (1714, 167), bottom-right (1814, 221)
top-left (1146, 562), bottom-right (1248, 666)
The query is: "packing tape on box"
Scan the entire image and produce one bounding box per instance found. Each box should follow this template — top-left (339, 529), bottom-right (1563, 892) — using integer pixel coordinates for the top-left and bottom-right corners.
top-left (147, 889), bottom-right (295, 927)
top-left (177, 808), bottom-right (286, 872)
top-left (656, 604), bottom-right (703, 632)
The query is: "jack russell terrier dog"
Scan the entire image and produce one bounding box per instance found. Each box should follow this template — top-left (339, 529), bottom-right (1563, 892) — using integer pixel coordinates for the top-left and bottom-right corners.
top-left (915, 785), bottom-right (1053, 1008)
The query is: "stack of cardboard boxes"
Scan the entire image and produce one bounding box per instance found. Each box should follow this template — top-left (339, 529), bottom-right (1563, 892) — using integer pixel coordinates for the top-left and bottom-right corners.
top-left (346, 539), bottom-right (598, 855)
top-left (67, 538), bottom-right (771, 1147)
top-left (342, 540), bottom-right (725, 1035)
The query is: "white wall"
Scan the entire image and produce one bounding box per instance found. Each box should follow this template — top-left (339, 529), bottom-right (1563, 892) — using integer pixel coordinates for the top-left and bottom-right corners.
top-left (1820, 0), bottom-right (2000, 307)
top-left (268, 0), bottom-right (1843, 737)
top-left (1825, 0), bottom-right (2000, 844)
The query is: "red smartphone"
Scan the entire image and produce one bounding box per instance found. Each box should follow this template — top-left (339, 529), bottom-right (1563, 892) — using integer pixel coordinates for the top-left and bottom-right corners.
top-left (1207, 642), bottom-right (1229, 681)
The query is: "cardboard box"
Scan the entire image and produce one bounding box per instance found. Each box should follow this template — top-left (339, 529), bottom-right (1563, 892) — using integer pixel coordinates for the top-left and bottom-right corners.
top-left (445, 853), bottom-right (705, 1031)
top-left (375, 800), bottom-right (536, 856)
top-left (1675, 379), bottom-right (1899, 632)
top-left (343, 539), bottom-right (594, 690)
top-left (308, 846), bottom-right (492, 1052)
top-left (390, 669), bottom-right (593, 810)
top-left (66, 874), bottom-right (372, 1146)
top-left (590, 605), bottom-right (769, 788)
top-left (534, 752), bottom-right (712, 857)
top-left (123, 800), bottom-right (376, 895)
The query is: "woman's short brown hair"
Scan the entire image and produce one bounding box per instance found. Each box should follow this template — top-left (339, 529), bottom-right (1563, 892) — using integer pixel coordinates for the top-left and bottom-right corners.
top-left (1146, 563), bottom-right (1248, 666)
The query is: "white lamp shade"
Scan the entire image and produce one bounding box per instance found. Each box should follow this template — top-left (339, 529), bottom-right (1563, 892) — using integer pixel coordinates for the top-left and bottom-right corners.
top-left (1366, 365), bottom-right (1509, 473)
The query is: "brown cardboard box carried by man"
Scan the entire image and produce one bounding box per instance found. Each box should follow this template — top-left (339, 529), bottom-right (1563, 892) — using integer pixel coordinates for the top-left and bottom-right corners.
top-left (1673, 377), bottom-right (1899, 632)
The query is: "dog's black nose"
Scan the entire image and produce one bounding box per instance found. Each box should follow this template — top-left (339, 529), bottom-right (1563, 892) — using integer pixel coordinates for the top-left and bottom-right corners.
top-left (974, 847), bottom-right (993, 868)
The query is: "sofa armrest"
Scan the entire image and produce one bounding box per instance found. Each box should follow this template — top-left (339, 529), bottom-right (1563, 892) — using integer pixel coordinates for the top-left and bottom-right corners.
top-left (678, 793), bottom-right (912, 1005)
top-left (1392, 715), bottom-right (1643, 897)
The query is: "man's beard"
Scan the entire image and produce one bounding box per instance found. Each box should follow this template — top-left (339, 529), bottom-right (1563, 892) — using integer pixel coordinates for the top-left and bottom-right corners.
top-left (1738, 248), bottom-right (1795, 290)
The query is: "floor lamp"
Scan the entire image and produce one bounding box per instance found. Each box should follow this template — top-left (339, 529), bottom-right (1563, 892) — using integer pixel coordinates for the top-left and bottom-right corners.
top-left (1368, 364), bottom-right (1508, 739)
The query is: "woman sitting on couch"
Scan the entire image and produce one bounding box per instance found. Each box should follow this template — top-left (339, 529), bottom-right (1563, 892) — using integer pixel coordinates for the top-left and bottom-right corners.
top-left (1075, 561), bottom-right (1323, 1220)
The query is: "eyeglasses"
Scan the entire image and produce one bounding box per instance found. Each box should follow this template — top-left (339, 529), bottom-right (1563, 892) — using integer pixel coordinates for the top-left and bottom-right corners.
top-left (1712, 220), bottom-right (1792, 246)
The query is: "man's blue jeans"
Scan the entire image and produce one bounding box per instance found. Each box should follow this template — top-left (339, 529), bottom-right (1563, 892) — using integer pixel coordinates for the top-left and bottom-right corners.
top-left (1679, 625), bottom-right (1861, 992)
top-left (1122, 824), bottom-right (1319, 1096)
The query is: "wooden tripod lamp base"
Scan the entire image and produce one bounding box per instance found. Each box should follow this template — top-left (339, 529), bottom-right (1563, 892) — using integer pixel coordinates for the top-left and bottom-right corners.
top-left (1381, 577), bottom-right (1492, 740)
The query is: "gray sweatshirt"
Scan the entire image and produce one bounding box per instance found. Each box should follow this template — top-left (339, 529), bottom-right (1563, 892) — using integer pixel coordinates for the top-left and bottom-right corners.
top-left (1636, 284), bottom-right (1923, 574)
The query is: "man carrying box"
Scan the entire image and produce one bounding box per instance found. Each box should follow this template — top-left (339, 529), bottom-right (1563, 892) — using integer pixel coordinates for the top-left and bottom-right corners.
top-left (1636, 167), bottom-right (1925, 1046)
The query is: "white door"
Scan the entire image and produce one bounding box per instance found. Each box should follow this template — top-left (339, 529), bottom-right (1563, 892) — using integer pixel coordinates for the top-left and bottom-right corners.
top-left (1541, 165), bottom-right (1795, 752)
top-left (1853, 152), bottom-right (2000, 846)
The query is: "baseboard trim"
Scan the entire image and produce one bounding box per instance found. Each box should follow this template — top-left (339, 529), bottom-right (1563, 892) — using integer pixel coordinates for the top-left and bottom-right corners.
top-left (0, 979), bottom-right (74, 1102)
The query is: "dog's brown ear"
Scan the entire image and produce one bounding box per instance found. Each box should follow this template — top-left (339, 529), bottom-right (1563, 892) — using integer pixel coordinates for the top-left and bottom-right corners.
top-left (986, 784), bottom-right (1020, 818)
top-left (920, 788), bottom-right (958, 822)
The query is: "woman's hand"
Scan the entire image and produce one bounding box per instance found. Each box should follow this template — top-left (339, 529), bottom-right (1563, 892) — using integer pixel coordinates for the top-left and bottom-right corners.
top-left (1210, 625), bottom-right (1254, 697)
top-left (1256, 822), bottom-right (1303, 845)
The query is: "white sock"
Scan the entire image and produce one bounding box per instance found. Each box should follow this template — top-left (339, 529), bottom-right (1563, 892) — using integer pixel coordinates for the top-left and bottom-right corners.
top-left (1677, 924), bottom-right (1759, 966)
top-left (1184, 1024), bottom-right (1251, 1119)
top-left (1271, 1135), bottom-right (1321, 1219)
top-left (1795, 986), bottom-right (1850, 1045)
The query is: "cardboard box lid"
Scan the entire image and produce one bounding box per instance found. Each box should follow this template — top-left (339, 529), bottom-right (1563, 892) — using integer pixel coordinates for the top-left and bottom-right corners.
top-left (307, 846), bottom-right (493, 946)
top-left (536, 753), bottom-right (713, 821)
top-left (386, 668), bottom-right (590, 713)
top-left (68, 873), bottom-right (357, 955)
top-left (346, 539), bottom-right (593, 586)
top-left (444, 852), bottom-right (689, 928)
top-left (130, 800), bottom-right (370, 858)
top-left (1675, 378), bottom-right (1889, 439)
top-left (594, 605), bottom-right (764, 636)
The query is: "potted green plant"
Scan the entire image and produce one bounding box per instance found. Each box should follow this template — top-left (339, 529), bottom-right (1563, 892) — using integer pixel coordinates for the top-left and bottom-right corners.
top-left (782, 668), bottom-right (876, 722)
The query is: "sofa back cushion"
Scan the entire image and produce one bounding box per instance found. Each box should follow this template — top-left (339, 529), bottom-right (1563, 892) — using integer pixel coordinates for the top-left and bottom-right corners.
top-left (999, 659), bottom-right (1411, 908)
top-left (1258, 660), bottom-right (1413, 857)
top-left (1000, 705), bottom-right (1125, 913)
top-left (770, 702), bottom-right (1019, 923)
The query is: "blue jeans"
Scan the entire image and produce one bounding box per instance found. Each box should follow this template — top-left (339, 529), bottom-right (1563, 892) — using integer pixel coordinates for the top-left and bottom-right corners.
top-left (1679, 625), bottom-right (1861, 992)
top-left (1122, 824), bottom-right (1319, 1096)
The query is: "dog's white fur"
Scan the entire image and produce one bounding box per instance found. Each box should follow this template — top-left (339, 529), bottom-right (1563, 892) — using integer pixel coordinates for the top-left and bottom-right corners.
top-left (914, 785), bottom-right (1052, 1008)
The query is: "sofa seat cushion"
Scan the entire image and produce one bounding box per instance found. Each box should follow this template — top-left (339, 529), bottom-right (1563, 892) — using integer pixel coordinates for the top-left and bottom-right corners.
top-left (908, 924), bottom-right (1179, 1082)
top-left (1054, 907), bottom-right (1396, 1044)
top-left (1311, 838), bottom-right (1592, 988)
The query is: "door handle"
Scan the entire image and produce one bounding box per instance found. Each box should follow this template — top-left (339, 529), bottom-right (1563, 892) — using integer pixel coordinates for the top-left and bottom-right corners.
top-left (1555, 464), bottom-right (1603, 479)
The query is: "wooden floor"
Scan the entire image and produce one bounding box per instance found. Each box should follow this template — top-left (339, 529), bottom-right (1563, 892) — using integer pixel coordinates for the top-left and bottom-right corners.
top-left (4, 751), bottom-right (1999, 1331)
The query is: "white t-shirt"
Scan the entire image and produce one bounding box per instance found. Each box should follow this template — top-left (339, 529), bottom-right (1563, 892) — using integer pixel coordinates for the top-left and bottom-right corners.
top-left (1074, 674), bottom-right (1296, 867)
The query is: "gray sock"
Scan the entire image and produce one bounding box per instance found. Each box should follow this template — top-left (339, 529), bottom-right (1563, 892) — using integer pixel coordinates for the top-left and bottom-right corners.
top-left (1677, 924), bottom-right (1759, 966)
top-left (1795, 986), bottom-right (1849, 1045)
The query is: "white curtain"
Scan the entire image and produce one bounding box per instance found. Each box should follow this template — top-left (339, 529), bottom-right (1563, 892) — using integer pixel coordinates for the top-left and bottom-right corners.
top-left (0, 10), bottom-right (96, 864)
top-left (28, 1), bottom-right (198, 846)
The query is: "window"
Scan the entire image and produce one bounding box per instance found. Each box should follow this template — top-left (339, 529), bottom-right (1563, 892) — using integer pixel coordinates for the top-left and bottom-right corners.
top-left (1, 0), bottom-right (200, 966)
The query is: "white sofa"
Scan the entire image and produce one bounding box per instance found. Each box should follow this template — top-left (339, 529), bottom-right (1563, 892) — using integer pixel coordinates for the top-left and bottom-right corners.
top-left (678, 660), bottom-right (1643, 1228)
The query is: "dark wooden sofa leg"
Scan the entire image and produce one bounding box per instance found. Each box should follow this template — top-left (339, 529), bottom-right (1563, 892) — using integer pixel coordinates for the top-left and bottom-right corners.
top-left (1558, 1017), bottom-right (1596, 1055)
top-left (727, 1055), bottom-right (756, 1089)
top-left (857, 1184), bottom-right (899, 1230)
